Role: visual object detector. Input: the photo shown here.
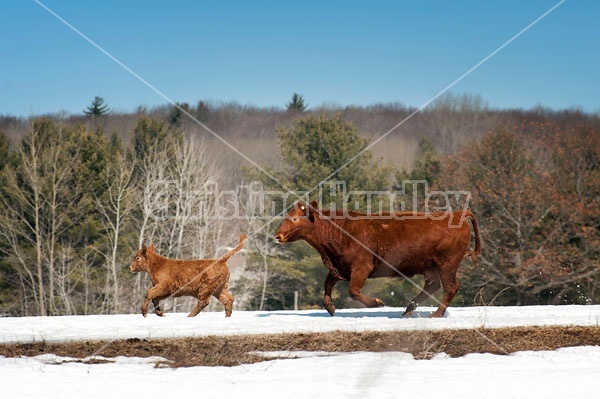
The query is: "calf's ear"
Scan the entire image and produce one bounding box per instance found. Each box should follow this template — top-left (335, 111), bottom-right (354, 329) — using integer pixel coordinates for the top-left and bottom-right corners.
top-left (308, 200), bottom-right (319, 223)
top-left (148, 244), bottom-right (155, 253)
top-left (141, 244), bottom-right (147, 253)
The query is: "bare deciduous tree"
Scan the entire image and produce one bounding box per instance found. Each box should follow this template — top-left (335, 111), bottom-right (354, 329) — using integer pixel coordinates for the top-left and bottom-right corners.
top-left (0, 120), bottom-right (81, 315)
top-left (95, 153), bottom-right (136, 314)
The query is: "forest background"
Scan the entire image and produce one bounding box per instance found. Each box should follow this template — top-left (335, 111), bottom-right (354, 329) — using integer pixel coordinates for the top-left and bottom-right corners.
top-left (0, 93), bottom-right (598, 316)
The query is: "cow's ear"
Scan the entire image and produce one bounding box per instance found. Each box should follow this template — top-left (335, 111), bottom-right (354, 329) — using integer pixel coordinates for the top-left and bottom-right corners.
top-left (148, 244), bottom-right (155, 253)
top-left (308, 200), bottom-right (319, 223)
top-left (141, 244), bottom-right (147, 254)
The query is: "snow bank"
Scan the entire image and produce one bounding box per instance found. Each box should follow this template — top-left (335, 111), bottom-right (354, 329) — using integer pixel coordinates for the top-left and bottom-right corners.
top-left (1, 305), bottom-right (599, 399)
top-left (1, 305), bottom-right (598, 344)
top-left (2, 346), bottom-right (599, 399)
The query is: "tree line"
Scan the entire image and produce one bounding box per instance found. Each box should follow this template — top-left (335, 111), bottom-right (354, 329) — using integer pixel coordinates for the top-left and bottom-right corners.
top-left (0, 95), bottom-right (598, 315)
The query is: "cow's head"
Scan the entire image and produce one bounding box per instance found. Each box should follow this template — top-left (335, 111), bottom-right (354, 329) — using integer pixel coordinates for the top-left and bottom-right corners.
top-left (274, 200), bottom-right (319, 243)
top-left (129, 244), bottom-right (155, 273)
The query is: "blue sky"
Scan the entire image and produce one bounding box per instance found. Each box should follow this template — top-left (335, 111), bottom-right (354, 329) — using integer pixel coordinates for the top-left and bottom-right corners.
top-left (1, 0), bottom-right (598, 116)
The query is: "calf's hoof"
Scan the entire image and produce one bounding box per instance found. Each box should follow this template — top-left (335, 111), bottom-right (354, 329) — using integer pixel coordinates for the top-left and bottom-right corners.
top-left (373, 298), bottom-right (385, 307)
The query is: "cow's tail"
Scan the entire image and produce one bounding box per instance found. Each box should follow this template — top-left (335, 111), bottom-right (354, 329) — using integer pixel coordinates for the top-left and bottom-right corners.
top-left (465, 211), bottom-right (481, 261)
top-left (219, 234), bottom-right (247, 262)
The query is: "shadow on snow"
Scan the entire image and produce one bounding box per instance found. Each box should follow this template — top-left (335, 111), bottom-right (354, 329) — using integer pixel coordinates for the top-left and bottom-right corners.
top-left (257, 308), bottom-right (436, 319)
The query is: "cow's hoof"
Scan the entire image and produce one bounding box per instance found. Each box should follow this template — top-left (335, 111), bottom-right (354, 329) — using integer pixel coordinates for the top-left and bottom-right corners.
top-left (373, 298), bottom-right (385, 307)
top-left (324, 300), bottom-right (336, 316)
top-left (403, 301), bottom-right (417, 316)
top-left (325, 306), bottom-right (336, 317)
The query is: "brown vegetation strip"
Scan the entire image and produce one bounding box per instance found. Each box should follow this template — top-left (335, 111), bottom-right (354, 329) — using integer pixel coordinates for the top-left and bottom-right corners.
top-left (1, 326), bottom-right (598, 368)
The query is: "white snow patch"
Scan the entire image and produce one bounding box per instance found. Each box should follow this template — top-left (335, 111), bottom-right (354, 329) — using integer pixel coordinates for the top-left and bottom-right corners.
top-left (1, 305), bottom-right (599, 399)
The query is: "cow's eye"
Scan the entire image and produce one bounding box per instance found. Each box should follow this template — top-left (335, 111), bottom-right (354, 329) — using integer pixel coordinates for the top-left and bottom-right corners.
top-left (292, 217), bottom-right (298, 222)
top-left (135, 256), bottom-right (141, 261)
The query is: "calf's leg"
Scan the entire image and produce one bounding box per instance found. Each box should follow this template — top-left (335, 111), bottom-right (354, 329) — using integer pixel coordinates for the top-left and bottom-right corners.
top-left (323, 273), bottom-right (339, 316)
top-left (152, 298), bottom-right (166, 317)
top-left (348, 266), bottom-right (384, 308)
top-left (141, 285), bottom-right (170, 317)
top-left (188, 293), bottom-right (211, 317)
top-left (213, 281), bottom-right (234, 317)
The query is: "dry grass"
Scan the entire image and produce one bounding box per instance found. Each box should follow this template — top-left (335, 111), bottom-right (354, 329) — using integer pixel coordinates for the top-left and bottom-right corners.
top-left (1, 326), bottom-right (599, 368)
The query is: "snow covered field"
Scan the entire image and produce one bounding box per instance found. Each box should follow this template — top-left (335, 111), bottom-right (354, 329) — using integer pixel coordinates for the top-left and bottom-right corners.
top-left (2, 305), bottom-right (599, 399)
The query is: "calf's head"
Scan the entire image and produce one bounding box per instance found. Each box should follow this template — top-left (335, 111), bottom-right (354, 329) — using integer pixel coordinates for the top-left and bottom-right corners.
top-left (274, 201), bottom-right (318, 243)
top-left (129, 244), bottom-right (155, 273)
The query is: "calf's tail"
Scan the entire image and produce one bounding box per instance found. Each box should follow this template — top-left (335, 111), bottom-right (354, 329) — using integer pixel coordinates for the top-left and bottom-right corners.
top-left (219, 234), bottom-right (247, 262)
top-left (465, 211), bottom-right (481, 261)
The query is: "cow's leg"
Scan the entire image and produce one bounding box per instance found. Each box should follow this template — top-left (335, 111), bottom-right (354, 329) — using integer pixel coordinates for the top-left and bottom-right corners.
top-left (348, 266), bottom-right (384, 308)
top-left (323, 273), bottom-right (339, 316)
top-left (213, 282), bottom-right (234, 317)
top-left (141, 285), bottom-right (169, 317)
top-left (402, 267), bottom-right (441, 316)
top-left (431, 264), bottom-right (460, 318)
top-left (403, 269), bottom-right (441, 317)
top-left (188, 293), bottom-right (211, 317)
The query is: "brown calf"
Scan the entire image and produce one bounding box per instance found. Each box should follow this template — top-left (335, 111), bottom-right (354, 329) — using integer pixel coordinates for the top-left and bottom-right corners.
top-left (274, 201), bottom-right (480, 318)
top-left (129, 234), bottom-right (247, 317)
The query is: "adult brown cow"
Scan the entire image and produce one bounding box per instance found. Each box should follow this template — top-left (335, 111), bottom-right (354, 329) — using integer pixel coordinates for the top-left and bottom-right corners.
top-left (274, 201), bottom-right (480, 318)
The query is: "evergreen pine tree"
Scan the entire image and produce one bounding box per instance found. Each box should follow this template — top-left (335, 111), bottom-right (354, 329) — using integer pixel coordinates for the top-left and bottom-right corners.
top-left (286, 93), bottom-right (308, 112)
top-left (84, 96), bottom-right (110, 116)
